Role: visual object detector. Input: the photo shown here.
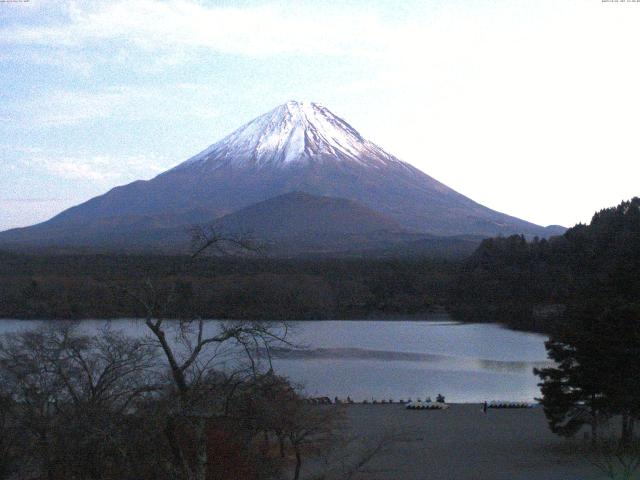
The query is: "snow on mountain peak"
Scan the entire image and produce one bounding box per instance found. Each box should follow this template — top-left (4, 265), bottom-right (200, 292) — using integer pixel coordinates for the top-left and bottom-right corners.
top-left (176, 101), bottom-right (404, 170)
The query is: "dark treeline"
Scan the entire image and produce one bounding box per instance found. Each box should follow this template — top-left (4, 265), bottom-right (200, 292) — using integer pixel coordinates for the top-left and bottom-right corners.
top-left (448, 234), bottom-right (574, 331)
top-left (533, 198), bottom-right (640, 449)
top-left (450, 197), bottom-right (640, 332)
top-left (0, 253), bottom-right (457, 320)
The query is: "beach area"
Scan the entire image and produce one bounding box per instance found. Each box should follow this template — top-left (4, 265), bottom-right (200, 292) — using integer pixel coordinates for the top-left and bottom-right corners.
top-left (303, 403), bottom-right (608, 480)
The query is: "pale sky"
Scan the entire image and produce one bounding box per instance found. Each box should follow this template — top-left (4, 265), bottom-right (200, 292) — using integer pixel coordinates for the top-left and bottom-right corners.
top-left (1, 0), bottom-right (639, 232)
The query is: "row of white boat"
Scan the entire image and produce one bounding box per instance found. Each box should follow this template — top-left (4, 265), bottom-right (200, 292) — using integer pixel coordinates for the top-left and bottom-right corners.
top-left (405, 400), bottom-right (535, 410)
top-left (486, 401), bottom-right (535, 409)
top-left (406, 401), bottom-right (449, 410)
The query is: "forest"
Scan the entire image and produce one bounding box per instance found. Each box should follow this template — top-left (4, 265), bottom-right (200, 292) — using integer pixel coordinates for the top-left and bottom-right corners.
top-left (0, 253), bottom-right (457, 321)
top-left (450, 197), bottom-right (640, 332)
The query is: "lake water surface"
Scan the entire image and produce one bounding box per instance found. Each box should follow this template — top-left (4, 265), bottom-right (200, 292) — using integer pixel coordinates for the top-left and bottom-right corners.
top-left (0, 316), bottom-right (550, 403)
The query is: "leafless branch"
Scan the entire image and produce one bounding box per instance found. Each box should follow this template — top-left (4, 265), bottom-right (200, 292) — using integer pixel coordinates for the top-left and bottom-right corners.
top-left (189, 225), bottom-right (265, 260)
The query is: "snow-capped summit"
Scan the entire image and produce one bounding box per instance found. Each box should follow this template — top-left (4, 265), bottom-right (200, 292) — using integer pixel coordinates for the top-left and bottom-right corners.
top-left (177, 101), bottom-right (402, 170)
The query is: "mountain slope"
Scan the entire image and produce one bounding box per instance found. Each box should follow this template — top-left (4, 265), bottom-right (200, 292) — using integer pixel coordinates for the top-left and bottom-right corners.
top-left (206, 192), bottom-right (429, 255)
top-left (0, 101), bottom-right (563, 251)
top-left (212, 192), bottom-right (402, 240)
top-left (0, 192), bottom-right (482, 257)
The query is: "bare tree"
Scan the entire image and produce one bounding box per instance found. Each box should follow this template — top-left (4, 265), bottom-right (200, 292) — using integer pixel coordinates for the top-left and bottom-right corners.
top-left (125, 228), bottom-right (290, 480)
top-left (312, 429), bottom-right (405, 480)
top-left (189, 224), bottom-right (263, 259)
top-left (0, 323), bottom-right (161, 480)
top-left (0, 390), bottom-right (19, 480)
top-left (0, 326), bottom-right (67, 479)
top-left (289, 407), bottom-right (338, 480)
top-left (138, 317), bottom-right (290, 480)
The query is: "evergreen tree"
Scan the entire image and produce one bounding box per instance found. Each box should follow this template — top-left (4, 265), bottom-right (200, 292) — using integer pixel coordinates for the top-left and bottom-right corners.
top-left (536, 198), bottom-right (640, 443)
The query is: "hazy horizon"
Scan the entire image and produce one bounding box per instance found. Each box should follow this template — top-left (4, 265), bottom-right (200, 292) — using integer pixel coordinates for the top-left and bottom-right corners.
top-left (2, 0), bottom-right (639, 232)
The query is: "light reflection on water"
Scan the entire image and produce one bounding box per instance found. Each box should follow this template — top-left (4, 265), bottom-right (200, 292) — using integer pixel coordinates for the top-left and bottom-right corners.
top-left (270, 321), bottom-right (550, 402)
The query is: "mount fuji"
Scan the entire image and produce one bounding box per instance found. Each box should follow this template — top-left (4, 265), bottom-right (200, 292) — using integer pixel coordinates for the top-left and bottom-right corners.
top-left (0, 101), bottom-right (564, 253)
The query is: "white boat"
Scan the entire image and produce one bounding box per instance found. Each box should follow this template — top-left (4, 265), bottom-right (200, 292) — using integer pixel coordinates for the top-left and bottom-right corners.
top-left (406, 400), bottom-right (449, 410)
top-left (488, 401), bottom-right (534, 409)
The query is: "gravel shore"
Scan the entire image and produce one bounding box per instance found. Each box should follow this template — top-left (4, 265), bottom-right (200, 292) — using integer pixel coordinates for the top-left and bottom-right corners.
top-left (327, 403), bottom-right (606, 480)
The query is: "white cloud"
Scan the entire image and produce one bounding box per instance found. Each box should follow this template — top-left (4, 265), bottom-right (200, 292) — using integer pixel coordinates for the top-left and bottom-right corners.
top-left (34, 90), bottom-right (128, 126)
top-left (0, 0), bottom-right (395, 58)
top-left (0, 149), bottom-right (179, 230)
top-left (3, 83), bottom-right (221, 127)
top-left (8, 49), bottom-right (93, 76)
top-left (0, 198), bottom-right (77, 231)
top-left (19, 153), bottom-right (176, 182)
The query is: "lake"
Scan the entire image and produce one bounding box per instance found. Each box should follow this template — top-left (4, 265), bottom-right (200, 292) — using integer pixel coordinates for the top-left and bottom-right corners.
top-left (0, 316), bottom-right (550, 403)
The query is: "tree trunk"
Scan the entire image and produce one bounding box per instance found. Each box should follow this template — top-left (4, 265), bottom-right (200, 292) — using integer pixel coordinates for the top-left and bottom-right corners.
top-left (194, 416), bottom-right (208, 480)
top-left (293, 446), bottom-right (302, 480)
top-left (279, 433), bottom-right (286, 458)
top-left (621, 413), bottom-right (632, 446)
top-left (164, 416), bottom-right (191, 480)
top-left (263, 430), bottom-right (270, 455)
top-left (40, 431), bottom-right (55, 480)
top-left (590, 400), bottom-right (598, 445)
